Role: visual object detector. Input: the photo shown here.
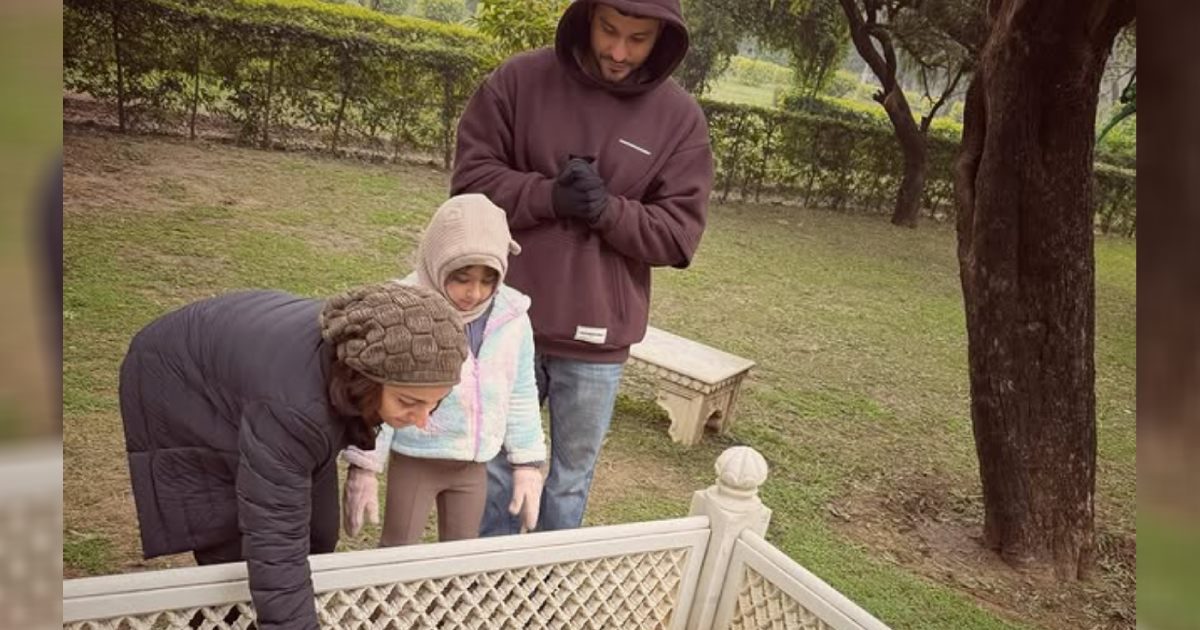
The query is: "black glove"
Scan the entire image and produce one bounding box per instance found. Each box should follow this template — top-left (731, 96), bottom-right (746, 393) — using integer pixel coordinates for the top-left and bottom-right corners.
top-left (551, 157), bottom-right (609, 224)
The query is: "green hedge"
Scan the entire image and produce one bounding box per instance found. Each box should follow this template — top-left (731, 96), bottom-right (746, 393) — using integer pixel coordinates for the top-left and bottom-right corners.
top-left (724, 56), bottom-right (792, 87)
top-left (63, 0), bottom-right (1134, 233)
top-left (1096, 114), bottom-right (1136, 170)
top-left (778, 90), bottom-right (965, 140)
top-left (1094, 162), bottom-right (1137, 236)
top-left (64, 0), bottom-right (494, 165)
top-left (700, 99), bottom-right (1137, 235)
top-left (183, 0), bottom-right (484, 46)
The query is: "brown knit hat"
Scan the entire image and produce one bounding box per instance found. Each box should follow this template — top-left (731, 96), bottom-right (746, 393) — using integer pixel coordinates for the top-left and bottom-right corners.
top-left (320, 282), bottom-right (468, 387)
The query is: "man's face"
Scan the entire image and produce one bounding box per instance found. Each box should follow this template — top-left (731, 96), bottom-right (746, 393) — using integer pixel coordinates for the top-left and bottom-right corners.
top-left (589, 3), bottom-right (662, 83)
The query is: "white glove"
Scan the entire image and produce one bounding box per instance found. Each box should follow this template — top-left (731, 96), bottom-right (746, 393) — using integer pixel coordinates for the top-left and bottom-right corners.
top-left (342, 465), bottom-right (379, 537)
top-left (509, 466), bottom-right (545, 532)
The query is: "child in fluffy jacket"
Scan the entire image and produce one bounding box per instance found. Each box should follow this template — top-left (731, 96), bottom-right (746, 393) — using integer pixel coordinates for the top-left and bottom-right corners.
top-left (341, 194), bottom-right (547, 543)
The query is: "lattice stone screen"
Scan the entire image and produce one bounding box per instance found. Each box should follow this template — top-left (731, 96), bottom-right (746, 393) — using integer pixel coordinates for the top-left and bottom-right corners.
top-left (64, 517), bottom-right (710, 630)
top-left (0, 444), bottom-right (62, 630)
top-left (714, 531), bottom-right (890, 630)
top-left (66, 602), bottom-right (255, 630)
top-left (64, 447), bottom-right (893, 630)
top-left (729, 567), bottom-right (835, 630)
top-left (316, 549), bottom-right (690, 629)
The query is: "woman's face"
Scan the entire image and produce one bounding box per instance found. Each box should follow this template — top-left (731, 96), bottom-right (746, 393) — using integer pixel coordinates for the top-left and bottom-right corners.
top-left (444, 265), bottom-right (499, 312)
top-left (377, 383), bottom-right (452, 429)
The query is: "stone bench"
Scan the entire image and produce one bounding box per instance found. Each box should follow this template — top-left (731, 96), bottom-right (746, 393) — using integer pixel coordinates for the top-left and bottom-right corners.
top-left (628, 326), bottom-right (756, 446)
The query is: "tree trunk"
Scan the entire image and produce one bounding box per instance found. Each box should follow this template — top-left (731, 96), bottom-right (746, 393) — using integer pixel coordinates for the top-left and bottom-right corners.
top-left (953, 0), bottom-right (1133, 580)
top-left (720, 113), bottom-right (747, 202)
top-left (332, 69), bottom-right (353, 154)
top-left (391, 108), bottom-right (405, 161)
top-left (835, 0), bottom-right (928, 228)
top-left (332, 90), bottom-right (349, 153)
top-left (110, 1), bottom-right (127, 133)
top-left (261, 40), bottom-right (277, 150)
top-left (441, 72), bottom-right (454, 169)
top-left (881, 87), bottom-right (927, 228)
top-left (189, 32), bottom-right (202, 141)
top-left (755, 120), bottom-right (777, 203)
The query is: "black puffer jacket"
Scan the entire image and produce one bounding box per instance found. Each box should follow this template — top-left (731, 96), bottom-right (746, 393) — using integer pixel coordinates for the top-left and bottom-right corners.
top-left (119, 290), bottom-right (363, 629)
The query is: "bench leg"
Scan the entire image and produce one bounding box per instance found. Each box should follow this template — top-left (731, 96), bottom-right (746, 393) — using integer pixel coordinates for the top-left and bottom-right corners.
top-left (715, 376), bottom-right (747, 434)
top-left (656, 386), bottom-right (707, 446)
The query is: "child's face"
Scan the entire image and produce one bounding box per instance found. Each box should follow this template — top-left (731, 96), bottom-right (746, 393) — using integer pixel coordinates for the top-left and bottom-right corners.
top-left (444, 265), bottom-right (499, 312)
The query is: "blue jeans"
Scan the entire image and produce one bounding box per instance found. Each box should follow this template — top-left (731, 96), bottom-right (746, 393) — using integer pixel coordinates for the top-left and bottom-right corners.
top-left (480, 354), bottom-right (624, 536)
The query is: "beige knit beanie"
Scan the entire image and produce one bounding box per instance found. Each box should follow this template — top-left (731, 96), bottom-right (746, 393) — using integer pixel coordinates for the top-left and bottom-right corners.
top-left (414, 194), bottom-right (521, 324)
top-left (320, 282), bottom-right (467, 387)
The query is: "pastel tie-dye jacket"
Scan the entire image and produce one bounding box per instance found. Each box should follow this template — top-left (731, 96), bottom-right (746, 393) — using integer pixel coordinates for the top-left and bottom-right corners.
top-left (344, 283), bottom-right (545, 471)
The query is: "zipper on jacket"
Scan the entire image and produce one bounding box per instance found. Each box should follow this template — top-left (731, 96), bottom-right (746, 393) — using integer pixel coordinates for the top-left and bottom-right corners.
top-left (473, 288), bottom-right (525, 461)
top-left (472, 356), bottom-right (484, 461)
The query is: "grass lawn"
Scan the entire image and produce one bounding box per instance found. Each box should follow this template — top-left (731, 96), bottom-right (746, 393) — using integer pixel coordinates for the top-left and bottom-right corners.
top-left (705, 77), bottom-right (785, 109)
top-left (62, 125), bottom-right (1135, 630)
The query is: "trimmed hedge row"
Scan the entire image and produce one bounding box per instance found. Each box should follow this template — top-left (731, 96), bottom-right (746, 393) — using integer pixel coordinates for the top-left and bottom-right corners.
top-left (65, 0), bottom-right (493, 165)
top-left (63, 0), bottom-right (1134, 233)
top-left (699, 99), bottom-right (1136, 234)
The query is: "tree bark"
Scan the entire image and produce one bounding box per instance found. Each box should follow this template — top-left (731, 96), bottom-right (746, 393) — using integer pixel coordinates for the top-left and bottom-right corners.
top-left (954, 0), bottom-right (1134, 580)
top-left (261, 40), bottom-right (278, 150)
top-left (332, 54), bottom-right (355, 154)
top-left (189, 31), bottom-right (203, 141)
top-left (720, 112), bottom-right (748, 202)
top-left (392, 106), bottom-right (406, 161)
top-left (836, 0), bottom-right (928, 228)
top-left (881, 88), bottom-right (927, 228)
top-left (332, 85), bottom-right (350, 153)
top-left (110, 0), bottom-right (127, 133)
top-left (440, 72), bottom-right (454, 169)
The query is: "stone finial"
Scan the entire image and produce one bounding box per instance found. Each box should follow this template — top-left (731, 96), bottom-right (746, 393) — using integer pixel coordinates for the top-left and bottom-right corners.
top-left (714, 446), bottom-right (768, 499)
top-left (687, 446), bottom-right (773, 630)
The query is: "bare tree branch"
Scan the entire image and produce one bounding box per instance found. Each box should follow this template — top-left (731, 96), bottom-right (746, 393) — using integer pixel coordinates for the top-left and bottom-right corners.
top-left (839, 0), bottom-right (894, 89)
top-left (920, 61), bottom-right (966, 132)
top-left (866, 23), bottom-right (899, 88)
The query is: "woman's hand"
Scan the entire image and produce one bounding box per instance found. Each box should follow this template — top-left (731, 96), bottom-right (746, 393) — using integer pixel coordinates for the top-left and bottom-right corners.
top-left (342, 465), bottom-right (379, 537)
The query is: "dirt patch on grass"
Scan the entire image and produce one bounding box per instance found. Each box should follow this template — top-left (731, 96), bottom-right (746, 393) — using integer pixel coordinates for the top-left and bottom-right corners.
top-left (829, 472), bottom-right (1135, 630)
top-left (64, 125), bottom-right (271, 218)
top-left (585, 448), bottom-right (698, 528)
top-left (586, 378), bottom-right (707, 523)
top-left (64, 119), bottom-right (441, 257)
top-left (590, 443), bottom-right (697, 507)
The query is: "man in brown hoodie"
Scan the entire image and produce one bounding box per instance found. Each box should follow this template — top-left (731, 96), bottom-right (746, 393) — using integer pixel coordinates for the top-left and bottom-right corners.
top-left (452, 0), bottom-right (713, 534)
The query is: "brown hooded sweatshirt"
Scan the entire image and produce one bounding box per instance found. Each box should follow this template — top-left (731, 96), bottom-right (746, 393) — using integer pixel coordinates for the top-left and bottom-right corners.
top-left (451, 0), bottom-right (713, 362)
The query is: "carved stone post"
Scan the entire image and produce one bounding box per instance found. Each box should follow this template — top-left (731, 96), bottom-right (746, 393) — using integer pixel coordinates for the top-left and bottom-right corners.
top-left (686, 446), bottom-right (771, 630)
